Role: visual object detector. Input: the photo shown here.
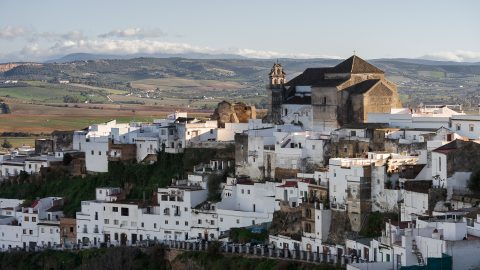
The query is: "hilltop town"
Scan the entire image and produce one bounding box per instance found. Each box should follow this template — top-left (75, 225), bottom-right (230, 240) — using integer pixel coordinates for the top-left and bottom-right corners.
top-left (2, 55), bottom-right (480, 270)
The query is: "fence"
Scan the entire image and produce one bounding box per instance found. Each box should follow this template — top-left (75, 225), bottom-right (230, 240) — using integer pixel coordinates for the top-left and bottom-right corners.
top-left (164, 240), bottom-right (367, 267)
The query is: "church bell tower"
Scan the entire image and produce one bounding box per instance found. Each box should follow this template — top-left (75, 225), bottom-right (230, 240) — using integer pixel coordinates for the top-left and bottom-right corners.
top-left (268, 62), bottom-right (286, 123)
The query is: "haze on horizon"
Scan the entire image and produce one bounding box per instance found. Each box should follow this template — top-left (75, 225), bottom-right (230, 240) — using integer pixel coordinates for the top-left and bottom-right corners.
top-left (0, 0), bottom-right (479, 62)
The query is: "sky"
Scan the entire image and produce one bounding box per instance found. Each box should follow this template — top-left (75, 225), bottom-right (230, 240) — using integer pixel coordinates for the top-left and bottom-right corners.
top-left (1, 0), bottom-right (479, 62)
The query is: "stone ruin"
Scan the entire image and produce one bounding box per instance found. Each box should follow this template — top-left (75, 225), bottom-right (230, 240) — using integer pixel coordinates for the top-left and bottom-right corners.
top-left (211, 100), bottom-right (256, 128)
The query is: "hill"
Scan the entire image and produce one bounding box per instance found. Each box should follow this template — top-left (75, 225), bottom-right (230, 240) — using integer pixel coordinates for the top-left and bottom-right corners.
top-left (1, 57), bottom-right (480, 109)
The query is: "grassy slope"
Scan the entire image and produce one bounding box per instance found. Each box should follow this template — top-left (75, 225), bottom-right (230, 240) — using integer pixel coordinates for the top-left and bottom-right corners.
top-left (0, 246), bottom-right (170, 270)
top-left (0, 147), bottom-right (234, 217)
top-left (0, 246), bottom-right (344, 270)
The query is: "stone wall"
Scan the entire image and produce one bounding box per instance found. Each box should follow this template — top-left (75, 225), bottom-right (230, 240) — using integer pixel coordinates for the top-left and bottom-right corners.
top-left (35, 139), bottom-right (54, 155)
top-left (52, 130), bottom-right (74, 151)
top-left (274, 167), bottom-right (299, 181)
top-left (326, 210), bottom-right (352, 245)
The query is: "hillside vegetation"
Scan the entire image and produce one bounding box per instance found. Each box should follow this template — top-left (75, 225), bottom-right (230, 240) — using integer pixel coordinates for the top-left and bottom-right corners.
top-left (0, 147), bottom-right (234, 217)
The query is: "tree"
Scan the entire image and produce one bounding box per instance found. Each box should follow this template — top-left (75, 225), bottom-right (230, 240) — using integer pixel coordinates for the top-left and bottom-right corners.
top-left (63, 153), bottom-right (73, 166)
top-left (0, 102), bottom-right (11, 114)
top-left (1, 139), bottom-right (12, 149)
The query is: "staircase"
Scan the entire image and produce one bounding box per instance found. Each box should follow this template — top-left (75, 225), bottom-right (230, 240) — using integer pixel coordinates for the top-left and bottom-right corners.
top-left (281, 138), bottom-right (292, 148)
top-left (411, 239), bottom-right (425, 266)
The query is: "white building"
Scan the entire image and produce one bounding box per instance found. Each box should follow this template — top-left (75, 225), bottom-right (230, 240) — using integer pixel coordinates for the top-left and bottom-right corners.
top-left (368, 106), bottom-right (464, 130)
top-left (216, 180), bottom-right (277, 233)
top-left (0, 197), bottom-right (64, 251)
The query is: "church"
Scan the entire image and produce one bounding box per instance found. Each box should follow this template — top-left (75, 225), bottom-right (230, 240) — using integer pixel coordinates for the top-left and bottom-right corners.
top-left (268, 55), bottom-right (402, 131)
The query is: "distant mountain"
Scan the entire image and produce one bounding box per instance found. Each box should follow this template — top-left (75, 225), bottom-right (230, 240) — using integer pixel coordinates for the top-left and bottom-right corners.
top-left (45, 53), bottom-right (122, 63)
top-left (45, 52), bottom-right (480, 66)
top-left (46, 52), bottom-right (248, 63)
top-left (371, 58), bottom-right (480, 66)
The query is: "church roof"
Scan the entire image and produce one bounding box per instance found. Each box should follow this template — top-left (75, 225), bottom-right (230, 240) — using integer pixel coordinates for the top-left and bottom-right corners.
top-left (432, 139), bottom-right (475, 154)
top-left (285, 68), bottom-right (348, 87)
top-left (344, 79), bottom-right (381, 95)
top-left (284, 95), bottom-right (311, 105)
top-left (329, 55), bottom-right (384, 74)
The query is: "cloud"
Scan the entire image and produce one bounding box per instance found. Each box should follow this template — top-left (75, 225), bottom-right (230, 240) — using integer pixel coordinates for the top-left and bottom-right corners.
top-left (98, 27), bottom-right (167, 39)
top-left (0, 27), bottom-right (339, 62)
top-left (3, 37), bottom-right (332, 62)
top-left (0, 26), bottom-right (29, 39)
top-left (421, 50), bottom-right (480, 62)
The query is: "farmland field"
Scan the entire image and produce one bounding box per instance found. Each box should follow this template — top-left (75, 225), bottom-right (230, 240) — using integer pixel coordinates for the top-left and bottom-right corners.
top-left (0, 137), bottom-right (39, 149)
top-left (0, 100), bottom-right (212, 134)
top-left (131, 77), bottom-right (245, 92)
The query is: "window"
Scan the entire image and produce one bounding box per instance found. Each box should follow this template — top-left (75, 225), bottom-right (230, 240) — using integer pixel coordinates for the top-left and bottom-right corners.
top-left (112, 207), bottom-right (118, 212)
top-left (185, 221), bottom-right (188, 226)
top-left (32, 217), bottom-right (36, 222)
top-left (24, 216), bottom-right (29, 222)
top-left (210, 220), bottom-right (214, 225)
top-left (247, 190), bottom-right (250, 194)
top-left (165, 220), bottom-right (168, 224)
top-left (241, 189), bottom-right (244, 194)
top-left (284, 108), bottom-right (288, 116)
top-left (141, 222), bottom-right (144, 228)
top-left (98, 151), bottom-right (101, 155)
top-left (176, 221), bottom-right (179, 225)
top-left (198, 219), bottom-right (202, 225)
top-left (91, 150), bottom-right (94, 155)
top-left (220, 218), bottom-right (223, 222)
top-left (121, 207), bottom-right (129, 216)
top-left (470, 124), bottom-right (474, 132)
top-left (70, 227), bottom-right (74, 233)
top-left (456, 124), bottom-right (461, 131)
top-left (95, 212), bottom-right (98, 220)
top-left (104, 219), bottom-right (109, 224)
top-left (29, 230), bottom-right (33, 235)
top-left (350, 131), bottom-right (356, 137)
top-left (236, 219), bottom-right (240, 224)
top-left (439, 157), bottom-right (442, 172)
top-left (113, 219), bottom-right (119, 225)
top-left (154, 223), bottom-right (157, 229)
top-left (323, 97), bottom-right (327, 104)
top-left (312, 145), bottom-right (315, 150)
top-left (41, 228), bottom-right (44, 233)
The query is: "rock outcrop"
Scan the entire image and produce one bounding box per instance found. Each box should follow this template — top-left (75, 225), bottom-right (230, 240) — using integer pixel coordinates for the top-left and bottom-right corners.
top-left (211, 100), bottom-right (256, 127)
